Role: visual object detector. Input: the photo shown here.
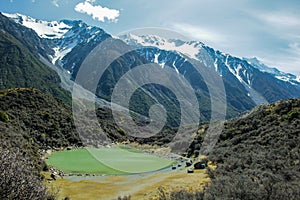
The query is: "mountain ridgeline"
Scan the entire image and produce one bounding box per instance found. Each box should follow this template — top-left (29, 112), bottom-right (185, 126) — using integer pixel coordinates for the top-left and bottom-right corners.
top-left (121, 34), bottom-right (300, 105)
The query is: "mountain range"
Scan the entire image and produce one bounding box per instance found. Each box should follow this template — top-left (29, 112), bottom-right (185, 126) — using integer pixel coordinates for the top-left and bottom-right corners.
top-left (120, 33), bottom-right (300, 103)
top-left (1, 12), bottom-right (300, 124)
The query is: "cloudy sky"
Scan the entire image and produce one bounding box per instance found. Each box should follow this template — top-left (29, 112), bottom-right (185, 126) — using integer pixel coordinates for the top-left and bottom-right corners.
top-left (1, 0), bottom-right (300, 75)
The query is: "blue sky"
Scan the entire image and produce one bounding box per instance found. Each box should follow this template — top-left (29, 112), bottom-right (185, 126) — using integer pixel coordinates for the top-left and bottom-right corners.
top-left (1, 0), bottom-right (300, 75)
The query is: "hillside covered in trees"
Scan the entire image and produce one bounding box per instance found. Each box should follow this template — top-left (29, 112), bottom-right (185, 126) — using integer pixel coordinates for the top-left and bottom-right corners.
top-left (0, 88), bottom-right (81, 149)
top-left (174, 98), bottom-right (300, 200)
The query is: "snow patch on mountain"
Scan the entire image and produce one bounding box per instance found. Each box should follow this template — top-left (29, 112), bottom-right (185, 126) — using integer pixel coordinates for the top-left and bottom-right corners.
top-left (154, 53), bottom-right (159, 64)
top-left (52, 41), bottom-right (77, 64)
top-left (119, 33), bottom-right (203, 60)
top-left (172, 61), bottom-right (179, 74)
top-left (235, 65), bottom-right (244, 83)
top-left (152, 53), bottom-right (164, 68)
top-left (223, 55), bottom-right (268, 104)
top-left (226, 56), bottom-right (249, 86)
top-left (214, 58), bottom-right (219, 73)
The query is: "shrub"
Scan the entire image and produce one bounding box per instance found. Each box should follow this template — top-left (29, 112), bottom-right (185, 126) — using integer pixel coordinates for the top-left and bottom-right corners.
top-left (157, 187), bottom-right (204, 200)
top-left (286, 108), bottom-right (299, 121)
top-left (117, 128), bottom-right (126, 136)
top-left (0, 111), bottom-right (9, 122)
top-left (0, 140), bottom-right (54, 200)
top-left (115, 195), bottom-right (131, 200)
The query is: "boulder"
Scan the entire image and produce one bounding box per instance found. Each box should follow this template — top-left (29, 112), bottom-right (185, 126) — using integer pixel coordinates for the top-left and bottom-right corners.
top-left (186, 160), bottom-right (192, 167)
top-left (194, 161), bottom-right (207, 169)
top-left (187, 168), bottom-right (194, 173)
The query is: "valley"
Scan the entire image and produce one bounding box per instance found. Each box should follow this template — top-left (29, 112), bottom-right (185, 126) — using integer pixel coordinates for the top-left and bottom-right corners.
top-left (44, 144), bottom-right (212, 200)
top-left (0, 8), bottom-right (299, 200)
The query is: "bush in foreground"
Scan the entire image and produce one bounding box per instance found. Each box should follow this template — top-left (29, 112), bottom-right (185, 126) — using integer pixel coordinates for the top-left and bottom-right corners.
top-left (0, 139), bottom-right (54, 200)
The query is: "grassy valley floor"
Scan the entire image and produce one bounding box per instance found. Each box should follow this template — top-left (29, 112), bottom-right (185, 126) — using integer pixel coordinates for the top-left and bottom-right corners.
top-left (45, 169), bottom-right (210, 200)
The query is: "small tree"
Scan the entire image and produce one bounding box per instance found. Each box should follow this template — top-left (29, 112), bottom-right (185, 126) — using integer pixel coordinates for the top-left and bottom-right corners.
top-left (0, 140), bottom-right (54, 200)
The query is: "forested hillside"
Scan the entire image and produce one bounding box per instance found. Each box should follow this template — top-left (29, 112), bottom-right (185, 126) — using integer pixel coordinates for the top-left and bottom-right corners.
top-left (179, 98), bottom-right (300, 200)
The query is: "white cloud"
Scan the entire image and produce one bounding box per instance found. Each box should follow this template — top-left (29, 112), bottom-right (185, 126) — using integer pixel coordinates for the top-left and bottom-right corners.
top-left (259, 43), bottom-right (300, 75)
top-left (172, 23), bottom-right (225, 44)
top-left (256, 12), bottom-right (300, 27)
top-left (287, 43), bottom-right (300, 55)
top-left (284, 43), bottom-right (300, 74)
top-left (52, 0), bottom-right (59, 7)
top-left (75, 0), bottom-right (120, 23)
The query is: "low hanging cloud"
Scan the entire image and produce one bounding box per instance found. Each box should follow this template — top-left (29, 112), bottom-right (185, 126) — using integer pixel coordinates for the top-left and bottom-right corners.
top-left (52, 0), bottom-right (59, 7)
top-left (75, 0), bottom-right (120, 23)
top-left (255, 12), bottom-right (300, 27)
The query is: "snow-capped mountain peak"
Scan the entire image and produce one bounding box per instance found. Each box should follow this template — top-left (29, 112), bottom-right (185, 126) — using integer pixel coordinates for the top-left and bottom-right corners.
top-left (3, 13), bottom-right (72, 39)
top-left (4, 13), bottom-right (109, 66)
top-left (244, 57), bottom-right (279, 74)
top-left (244, 57), bottom-right (300, 85)
top-left (119, 33), bottom-right (203, 60)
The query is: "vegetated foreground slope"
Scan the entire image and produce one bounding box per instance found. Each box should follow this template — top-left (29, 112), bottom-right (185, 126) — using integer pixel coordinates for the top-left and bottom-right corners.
top-left (0, 88), bottom-right (81, 199)
top-left (0, 139), bottom-right (55, 200)
top-left (0, 14), bottom-right (71, 104)
top-left (185, 98), bottom-right (300, 200)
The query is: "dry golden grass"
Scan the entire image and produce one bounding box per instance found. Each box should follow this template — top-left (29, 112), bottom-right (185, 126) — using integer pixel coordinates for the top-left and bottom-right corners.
top-left (45, 168), bottom-right (210, 200)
